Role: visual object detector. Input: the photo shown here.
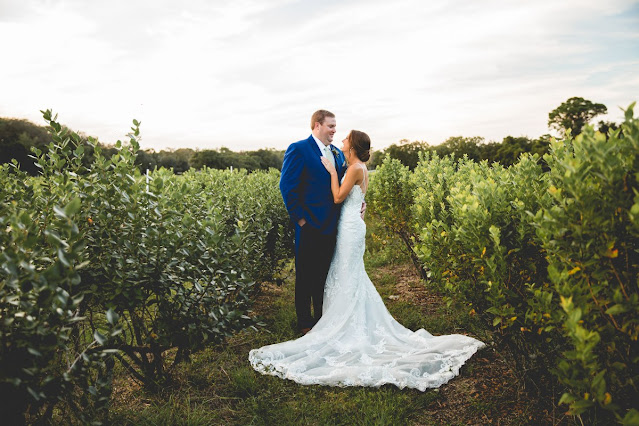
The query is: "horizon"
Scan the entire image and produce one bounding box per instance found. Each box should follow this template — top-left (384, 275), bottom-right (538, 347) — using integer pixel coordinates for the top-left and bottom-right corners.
top-left (1, 111), bottom-right (571, 153)
top-left (1, 0), bottom-right (638, 152)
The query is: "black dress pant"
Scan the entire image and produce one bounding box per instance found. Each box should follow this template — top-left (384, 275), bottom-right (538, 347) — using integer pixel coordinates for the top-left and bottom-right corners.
top-left (295, 224), bottom-right (337, 329)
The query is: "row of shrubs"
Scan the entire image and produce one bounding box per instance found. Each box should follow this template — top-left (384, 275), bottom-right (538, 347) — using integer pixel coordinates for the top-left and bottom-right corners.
top-left (0, 111), bottom-right (293, 423)
top-left (367, 104), bottom-right (639, 424)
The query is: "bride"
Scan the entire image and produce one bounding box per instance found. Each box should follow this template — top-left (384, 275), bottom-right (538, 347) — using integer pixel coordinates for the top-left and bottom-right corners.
top-left (249, 130), bottom-right (485, 391)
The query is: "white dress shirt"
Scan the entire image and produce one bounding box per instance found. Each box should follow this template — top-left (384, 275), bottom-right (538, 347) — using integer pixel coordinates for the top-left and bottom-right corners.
top-left (312, 134), bottom-right (335, 167)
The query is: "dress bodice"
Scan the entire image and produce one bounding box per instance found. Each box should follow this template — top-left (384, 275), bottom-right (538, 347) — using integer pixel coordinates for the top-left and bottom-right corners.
top-left (340, 183), bottom-right (366, 220)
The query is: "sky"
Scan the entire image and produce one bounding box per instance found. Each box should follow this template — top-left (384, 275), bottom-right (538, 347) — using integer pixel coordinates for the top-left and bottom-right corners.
top-left (1, 0), bottom-right (638, 152)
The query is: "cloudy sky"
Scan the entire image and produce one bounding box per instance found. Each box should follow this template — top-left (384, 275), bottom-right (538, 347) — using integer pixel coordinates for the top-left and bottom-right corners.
top-left (1, 0), bottom-right (638, 151)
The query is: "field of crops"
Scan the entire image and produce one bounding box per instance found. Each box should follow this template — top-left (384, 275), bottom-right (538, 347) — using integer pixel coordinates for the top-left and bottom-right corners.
top-left (367, 105), bottom-right (639, 424)
top-left (2, 107), bottom-right (639, 424)
top-left (0, 111), bottom-right (294, 423)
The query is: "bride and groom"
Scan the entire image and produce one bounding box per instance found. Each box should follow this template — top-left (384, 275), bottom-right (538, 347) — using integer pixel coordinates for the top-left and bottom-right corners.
top-left (249, 110), bottom-right (484, 391)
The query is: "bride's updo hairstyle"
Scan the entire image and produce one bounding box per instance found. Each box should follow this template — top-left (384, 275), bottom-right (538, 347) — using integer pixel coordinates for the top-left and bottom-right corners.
top-left (349, 130), bottom-right (371, 162)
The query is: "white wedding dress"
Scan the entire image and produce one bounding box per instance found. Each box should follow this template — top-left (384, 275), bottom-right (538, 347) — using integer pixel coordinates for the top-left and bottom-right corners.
top-left (249, 172), bottom-right (485, 391)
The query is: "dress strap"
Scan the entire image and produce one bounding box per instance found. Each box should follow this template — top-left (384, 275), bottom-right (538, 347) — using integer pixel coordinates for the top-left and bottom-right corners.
top-left (358, 162), bottom-right (368, 194)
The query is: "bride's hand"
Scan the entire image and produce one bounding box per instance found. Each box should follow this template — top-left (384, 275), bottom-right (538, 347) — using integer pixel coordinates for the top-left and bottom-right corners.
top-left (320, 156), bottom-right (337, 176)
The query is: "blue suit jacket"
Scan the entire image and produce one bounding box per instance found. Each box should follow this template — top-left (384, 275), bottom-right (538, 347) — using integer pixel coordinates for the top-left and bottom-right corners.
top-left (280, 135), bottom-right (347, 237)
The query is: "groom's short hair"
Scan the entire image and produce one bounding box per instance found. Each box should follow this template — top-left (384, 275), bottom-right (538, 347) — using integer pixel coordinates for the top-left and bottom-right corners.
top-left (311, 110), bottom-right (335, 130)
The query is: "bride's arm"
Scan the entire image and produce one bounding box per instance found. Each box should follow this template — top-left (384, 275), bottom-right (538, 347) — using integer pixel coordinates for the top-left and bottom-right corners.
top-left (320, 157), bottom-right (362, 204)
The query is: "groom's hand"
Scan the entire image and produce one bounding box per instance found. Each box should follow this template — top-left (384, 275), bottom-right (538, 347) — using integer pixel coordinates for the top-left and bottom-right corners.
top-left (360, 202), bottom-right (367, 220)
top-left (298, 218), bottom-right (306, 227)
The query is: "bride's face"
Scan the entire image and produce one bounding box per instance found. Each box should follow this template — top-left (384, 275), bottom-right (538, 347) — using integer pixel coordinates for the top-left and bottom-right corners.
top-left (342, 136), bottom-right (352, 162)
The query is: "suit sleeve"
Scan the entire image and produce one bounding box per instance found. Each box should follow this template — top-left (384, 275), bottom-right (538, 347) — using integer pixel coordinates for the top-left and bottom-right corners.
top-left (280, 143), bottom-right (305, 224)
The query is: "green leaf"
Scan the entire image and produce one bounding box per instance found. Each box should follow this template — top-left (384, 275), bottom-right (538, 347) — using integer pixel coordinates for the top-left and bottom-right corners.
top-left (605, 304), bottom-right (628, 316)
top-left (591, 369), bottom-right (606, 399)
top-left (64, 197), bottom-right (82, 217)
top-left (570, 398), bottom-right (594, 415)
top-left (559, 392), bottom-right (576, 405)
top-left (569, 307), bottom-right (582, 323)
top-left (53, 205), bottom-right (67, 219)
top-left (94, 330), bottom-right (107, 345)
top-left (57, 248), bottom-right (70, 267)
top-left (623, 408), bottom-right (639, 426)
top-left (27, 347), bottom-right (43, 357)
top-left (560, 295), bottom-right (573, 312)
top-left (27, 387), bottom-right (42, 401)
top-left (624, 102), bottom-right (636, 121)
top-left (106, 308), bottom-right (119, 326)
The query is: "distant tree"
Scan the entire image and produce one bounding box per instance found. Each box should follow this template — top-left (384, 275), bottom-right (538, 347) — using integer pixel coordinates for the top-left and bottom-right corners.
top-left (135, 150), bottom-right (157, 171)
top-left (188, 147), bottom-right (281, 172)
top-left (548, 97), bottom-right (607, 137)
top-left (0, 117), bottom-right (52, 174)
top-left (369, 149), bottom-right (386, 169)
top-left (596, 120), bottom-right (620, 139)
top-left (190, 150), bottom-right (224, 170)
top-left (371, 139), bottom-right (430, 169)
top-left (229, 151), bottom-right (261, 171)
top-left (0, 139), bottom-right (35, 173)
top-left (495, 136), bottom-right (532, 166)
top-left (131, 148), bottom-right (196, 173)
top-left (478, 141), bottom-right (501, 163)
top-left (248, 148), bottom-right (284, 170)
top-left (535, 134), bottom-right (553, 145)
top-left (530, 134), bottom-right (552, 157)
top-left (435, 136), bottom-right (483, 162)
top-left (0, 117), bottom-right (50, 148)
top-left (165, 148), bottom-right (195, 173)
top-left (387, 140), bottom-right (430, 169)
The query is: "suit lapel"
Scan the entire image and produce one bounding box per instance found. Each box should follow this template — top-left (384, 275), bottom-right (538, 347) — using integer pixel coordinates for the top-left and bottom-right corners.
top-left (307, 135), bottom-right (322, 157)
top-left (330, 146), bottom-right (340, 175)
top-left (330, 145), bottom-right (344, 176)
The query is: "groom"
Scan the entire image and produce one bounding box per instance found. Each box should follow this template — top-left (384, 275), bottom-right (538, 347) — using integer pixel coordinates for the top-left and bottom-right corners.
top-left (280, 110), bottom-right (347, 334)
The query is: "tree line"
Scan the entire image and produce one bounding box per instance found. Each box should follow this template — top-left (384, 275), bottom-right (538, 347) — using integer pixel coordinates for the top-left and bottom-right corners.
top-left (0, 118), bottom-right (285, 175)
top-left (368, 135), bottom-right (553, 170)
top-left (369, 97), bottom-right (619, 169)
top-left (0, 97), bottom-right (618, 174)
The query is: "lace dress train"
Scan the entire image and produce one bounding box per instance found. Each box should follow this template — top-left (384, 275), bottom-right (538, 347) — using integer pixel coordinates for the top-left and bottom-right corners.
top-left (249, 181), bottom-right (485, 391)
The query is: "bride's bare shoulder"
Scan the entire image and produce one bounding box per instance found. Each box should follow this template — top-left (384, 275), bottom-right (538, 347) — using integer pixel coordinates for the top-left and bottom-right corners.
top-left (347, 162), bottom-right (366, 174)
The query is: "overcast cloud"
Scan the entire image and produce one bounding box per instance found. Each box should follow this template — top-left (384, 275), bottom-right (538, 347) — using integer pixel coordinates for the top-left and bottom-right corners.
top-left (1, 0), bottom-right (638, 151)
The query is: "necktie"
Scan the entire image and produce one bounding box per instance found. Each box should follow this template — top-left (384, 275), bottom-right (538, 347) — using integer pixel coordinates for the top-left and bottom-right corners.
top-left (324, 146), bottom-right (336, 168)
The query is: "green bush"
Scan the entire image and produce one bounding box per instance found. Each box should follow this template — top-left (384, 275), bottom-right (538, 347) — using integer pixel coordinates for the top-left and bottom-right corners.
top-left (0, 191), bottom-right (119, 423)
top-left (367, 157), bottom-right (424, 277)
top-left (410, 151), bottom-right (555, 389)
top-left (368, 104), bottom-right (639, 423)
top-left (0, 110), bottom-right (292, 422)
top-left (533, 105), bottom-right (639, 422)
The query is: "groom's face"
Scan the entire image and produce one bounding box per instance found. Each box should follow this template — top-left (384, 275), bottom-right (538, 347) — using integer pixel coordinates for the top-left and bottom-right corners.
top-left (316, 117), bottom-right (336, 145)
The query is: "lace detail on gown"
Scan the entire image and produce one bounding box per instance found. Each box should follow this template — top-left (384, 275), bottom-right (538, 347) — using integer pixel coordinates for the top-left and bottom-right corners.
top-left (249, 178), bottom-right (485, 391)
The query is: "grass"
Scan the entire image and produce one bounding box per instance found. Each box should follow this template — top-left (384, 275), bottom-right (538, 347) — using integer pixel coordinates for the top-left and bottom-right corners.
top-left (108, 218), bottom-right (556, 425)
